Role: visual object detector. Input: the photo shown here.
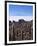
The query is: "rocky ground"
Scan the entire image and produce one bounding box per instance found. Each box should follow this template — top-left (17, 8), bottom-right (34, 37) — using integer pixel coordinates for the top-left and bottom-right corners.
top-left (9, 19), bottom-right (33, 41)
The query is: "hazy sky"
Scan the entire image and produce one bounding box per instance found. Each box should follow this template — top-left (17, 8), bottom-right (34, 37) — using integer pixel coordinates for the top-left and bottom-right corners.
top-left (9, 5), bottom-right (33, 16)
top-left (9, 4), bottom-right (33, 21)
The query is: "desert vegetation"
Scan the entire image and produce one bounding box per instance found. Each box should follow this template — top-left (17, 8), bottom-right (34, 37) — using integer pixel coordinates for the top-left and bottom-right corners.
top-left (9, 19), bottom-right (33, 41)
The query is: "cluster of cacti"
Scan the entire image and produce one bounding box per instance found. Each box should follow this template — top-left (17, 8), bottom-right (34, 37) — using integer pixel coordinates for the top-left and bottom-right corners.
top-left (9, 19), bottom-right (33, 41)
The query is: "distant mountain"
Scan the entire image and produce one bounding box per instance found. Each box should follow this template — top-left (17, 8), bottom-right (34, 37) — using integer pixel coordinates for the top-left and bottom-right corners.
top-left (19, 19), bottom-right (25, 23)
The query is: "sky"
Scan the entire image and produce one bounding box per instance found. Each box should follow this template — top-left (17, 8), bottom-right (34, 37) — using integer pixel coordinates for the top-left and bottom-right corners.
top-left (9, 16), bottom-right (32, 21)
top-left (9, 4), bottom-right (33, 21)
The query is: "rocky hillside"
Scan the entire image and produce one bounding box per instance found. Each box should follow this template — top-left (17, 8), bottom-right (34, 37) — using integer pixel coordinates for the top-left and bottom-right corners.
top-left (9, 19), bottom-right (33, 41)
